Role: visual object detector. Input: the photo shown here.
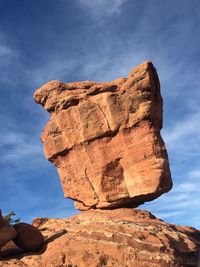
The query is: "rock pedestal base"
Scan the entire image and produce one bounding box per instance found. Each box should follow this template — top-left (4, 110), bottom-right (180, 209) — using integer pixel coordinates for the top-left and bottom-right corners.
top-left (1, 209), bottom-right (199, 267)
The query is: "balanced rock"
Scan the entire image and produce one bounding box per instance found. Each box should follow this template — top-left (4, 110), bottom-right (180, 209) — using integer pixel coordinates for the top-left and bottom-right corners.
top-left (34, 61), bottom-right (172, 210)
top-left (13, 223), bottom-right (44, 252)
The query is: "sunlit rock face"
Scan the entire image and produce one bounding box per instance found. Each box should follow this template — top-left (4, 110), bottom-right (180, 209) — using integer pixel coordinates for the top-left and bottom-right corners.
top-left (1, 209), bottom-right (199, 266)
top-left (34, 61), bottom-right (172, 210)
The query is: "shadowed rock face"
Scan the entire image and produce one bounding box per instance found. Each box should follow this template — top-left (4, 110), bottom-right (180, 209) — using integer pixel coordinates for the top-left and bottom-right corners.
top-left (34, 61), bottom-right (172, 210)
top-left (0, 210), bottom-right (17, 251)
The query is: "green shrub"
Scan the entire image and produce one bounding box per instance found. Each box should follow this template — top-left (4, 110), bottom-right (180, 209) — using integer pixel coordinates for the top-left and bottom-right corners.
top-left (3, 211), bottom-right (20, 225)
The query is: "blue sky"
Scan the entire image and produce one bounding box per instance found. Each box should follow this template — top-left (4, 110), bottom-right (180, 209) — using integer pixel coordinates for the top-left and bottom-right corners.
top-left (0, 0), bottom-right (200, 228)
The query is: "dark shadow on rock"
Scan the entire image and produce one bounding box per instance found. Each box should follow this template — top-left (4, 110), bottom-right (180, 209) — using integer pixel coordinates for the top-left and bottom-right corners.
top-left (0, 229), bottom-right (67, 260)
top-left (44, 229), bottom-right (67, 244)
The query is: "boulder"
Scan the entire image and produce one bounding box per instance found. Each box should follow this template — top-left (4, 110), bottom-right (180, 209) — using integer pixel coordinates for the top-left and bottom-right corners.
top-left (0, 226), bottom-right (17, 251)
top-left (13, 223), bottom-right (44, 252)
top-left (34, 61), bottom-right (172, 210)
top-left (0, 210), bottom-right (17, 251)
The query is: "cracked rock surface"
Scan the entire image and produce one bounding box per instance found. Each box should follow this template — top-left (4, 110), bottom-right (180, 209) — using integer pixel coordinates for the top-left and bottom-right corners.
top-left (34, 61), bottom-right (172, 210)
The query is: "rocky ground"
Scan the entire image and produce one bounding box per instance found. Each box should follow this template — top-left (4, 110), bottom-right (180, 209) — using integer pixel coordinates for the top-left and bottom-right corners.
top-left (0, 209), bottom-right (199, 267)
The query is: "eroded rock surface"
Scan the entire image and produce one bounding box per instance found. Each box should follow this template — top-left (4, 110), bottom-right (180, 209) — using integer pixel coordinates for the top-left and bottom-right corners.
top-left (34, 61), bottom-right (172, 210)
top-left (0, 209), bottom-right (199, 267)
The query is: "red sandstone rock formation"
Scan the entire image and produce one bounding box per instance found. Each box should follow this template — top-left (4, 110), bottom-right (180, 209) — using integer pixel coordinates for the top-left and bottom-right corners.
top-left (0, 62), bottom-right (199, 266)
top-left (34, 61), bottom-right (172, 210)
top-left (0, 209), bottom-right (199, 266)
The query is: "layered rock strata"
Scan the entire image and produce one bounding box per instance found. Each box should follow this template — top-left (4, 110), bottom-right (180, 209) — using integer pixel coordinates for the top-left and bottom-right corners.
top-left (0, 209), bottom-right (199, 267)
top-left (34, 61), bottom-right (172, 210)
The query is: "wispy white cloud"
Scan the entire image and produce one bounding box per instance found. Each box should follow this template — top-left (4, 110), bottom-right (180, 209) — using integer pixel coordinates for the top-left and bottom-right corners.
top-left (26, 57), bottom-right (79, 87)
top-left (188, 169), bottom-right (200, 179)
top-left (0, 44), bottom-right (14, 57)
top-left (154, 211), bottom-right (184, 219)
top-left (0, 34), bottom-right (19, 85)
top-left (78, 52), bottom-right (149, 82)
top-left (0, 116), bottom-right (43, 164)
top-left (77, 0), bottom-right (127, 18)
top-left (175, 182), bottom-right (197, 193)
top-left (164, 111), bottom-right (200, 144)
top-left (143, 174), bottom-right (200, 227)
top-left (0, 33), bottom-right (18, 60)
top-left (0, 132), bottom-right (42, 163)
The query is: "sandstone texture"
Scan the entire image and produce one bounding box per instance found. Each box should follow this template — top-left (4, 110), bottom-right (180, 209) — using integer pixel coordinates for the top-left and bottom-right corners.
top-left (0, 209), bottom-right (199, 267)
top-left (34, 61), bottom-right (172, 210)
